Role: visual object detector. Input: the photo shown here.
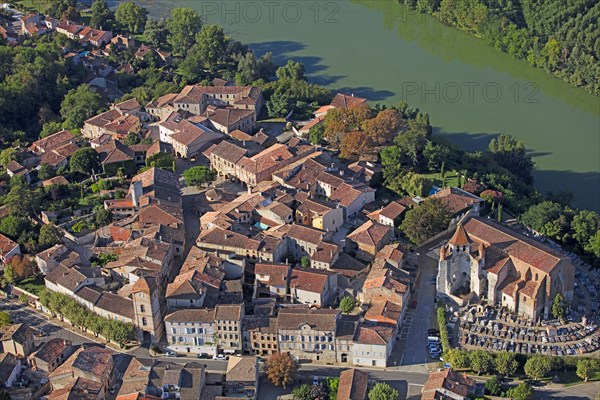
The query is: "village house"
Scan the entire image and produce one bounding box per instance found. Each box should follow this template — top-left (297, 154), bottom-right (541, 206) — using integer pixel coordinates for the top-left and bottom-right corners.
top-left (329, 183), bottom-right (376, 219)
top-left (438, 216), bottom-right (576, 320)
top-left (253, 263), bottom-right (291, 302)
top-left (215, 304), bottom-right (244, 354)
top-left (48, 377), bottom-right (104, 400)
top-left (421, 369), bottom-right (483, 400)
top-left (0, 233), bottom-right (20, 267)
top-left (367, 200), bottom-right (407, 228)
top-left (295, 197), bottom-right (344, 233)
top-left (285, 224), bottom-right (340, 270)
top-left (346, 220), bottom-right (394, 261)
top-left (205, 140), bottom-right (249, 180)
top-left (145, 93), bottom-right (178, 121)
top-left (5, 160), bottom-right (30, 182)
top-left (429, 187), bottom-right (483, 225)
top-left (336, 369), bottom-right (369, 400)
top-left (351, 323), bottom-right (395, 367)
top-left (44, 264), bottom-right (104, 297)
top-left (55, 20), bottom-right (113, 47)
top-left (0, 353), bottom-right (21, 389)
top-left (0, 323), bottom-right (35, 357)
top-left (49, 346), bottom-right (114, 396)
top-left (277, 308), bottom-right (340, 364)
top-left (289, 267), bottom-right (338, 307)
top-left (243, 316), bottom-right (279, 356)
top-left (164, 308), bottom-right (217, 356)
top-left (29, 338), bottom-right (74, 373)
top-left (224, 356), bottom-right (259, 399)
top-left (83, 103), bottom-right (141, 140)
top-left (172, 84), bottom-right (264, 116)
top-left (20, 13), bottom-right (50, 36)
top-left (158, 112), bottom-right (223, 159)
top-left (165, 270), bottom-right (206, 309)
top-left (145, 362), bottom-right (205, 400)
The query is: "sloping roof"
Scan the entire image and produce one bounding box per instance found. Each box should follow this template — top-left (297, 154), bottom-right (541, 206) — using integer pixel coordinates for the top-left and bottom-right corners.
top-left (429, 187), bottom-right (481, 215)
top-left (164, 309), bottom-right (215, 324)
top-left (33, 338), bottom-right (72, 363)
top-left (206, 140), bottom-right (247, 164)
top-left (289, 267), bottom-right (332, 293)
top-left (337, 369), bottom-right (369, 400)
top-left (277, 308), bottom-right (339, 331)
top-left (226, 356), bottom-right (257, 382)
top-left (0, 323), bottom-right (34, 344)
top-left (347, 220), bottom-right (392, 247)
top-left (448, 224), bottom-right (471, 246)
top-left (215, 304), bottom-right (243, 321)
top-left (0, 233), bottom-right (18, 257)
top-left (254, 263), bottom-right (290, 287)
top-left (355, 323), bottom-right (394, 345)
top-left (422, 369), bottom-right (476, 398)
top-left (330, 93), bottom-right (367, 109)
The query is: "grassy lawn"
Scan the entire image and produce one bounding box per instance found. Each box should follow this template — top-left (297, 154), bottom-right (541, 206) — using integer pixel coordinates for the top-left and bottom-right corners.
top-left (556, 369), bottom-right (600, 387)
top-left (424, 170), bottom-right (460, 188)
top-left (16, 275), bottom-right (45, 296)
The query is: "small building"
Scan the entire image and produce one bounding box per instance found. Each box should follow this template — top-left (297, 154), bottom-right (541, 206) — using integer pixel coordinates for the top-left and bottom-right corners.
top-left (0, 352), bottom-right (21, 388)
top-left (421, 368), bottom-right (483, 399)
top-left (224, 356), bottom-right (259, 399)
top-left (0, 323), bottom-right (36, 357)
top-left (29, 338), bottom-right (74, 373)
top-left (337, 368), bottom-right (368, 400)
top-left (0, 233), bottom-right (20, 267)
top-left (164, 309), bottom-right (216, 356)
top-left (347, 220), bottom-right (394, 261)
top-left (289, 267), bottom-right (338, 307)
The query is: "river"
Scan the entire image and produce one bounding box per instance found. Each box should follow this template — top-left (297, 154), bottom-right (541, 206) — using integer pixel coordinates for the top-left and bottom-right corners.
top-left (111, 0), bottom-right (600, 211)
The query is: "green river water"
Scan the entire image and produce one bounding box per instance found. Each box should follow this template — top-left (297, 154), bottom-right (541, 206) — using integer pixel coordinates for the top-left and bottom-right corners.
top-left (115, 0), bottom-right (600, 211)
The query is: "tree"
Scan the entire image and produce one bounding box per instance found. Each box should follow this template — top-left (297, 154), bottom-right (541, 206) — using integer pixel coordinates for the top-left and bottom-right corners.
top-left (183, 166), bottom-right (215, 187)
top-left (339, 296), bottom-right (356, 314)
top-left (520, 201), bottom-right (572, 240)
top-left (572, 210), bottom-right (600, 255)
top-left (494, 351), bottom-right (519, 376)
top-left (368, 382), bottom-right (399, 400)
top-left (115, 1), bottom-right (148, 34)
top-left (484, 375), bottom-right (502, 396)
top-left (90, 0), bottom-right (114, 29)
top-left (144, 19), bottom-right (168, 47)
top-left (400, 199), bottom-right (450, 245)
top-left (124, 132), bottom-right (140, 145)
top-left (488, 134), bottom-right (534, 184)
top-left (95, 209), bottom-right (112, 226)
top-left (276, 60), bottom-right (306, 81)
top-left (7, 255), bottom-right (36, 280)
top-left (340, 131), bottom-right (374, 160)
top-left (0, 148), bottom-right (18, 168)
top-left (3, 264), bottom-right (14, 284)
top-left (325, 377), bottom-right (339, 400)
top-left (0, 311), bottom-right (11, 327)
top-left (70, 147), bottom-right (100, 174)
top-left (470, 350), bottom-right (494, 375)
top-left (291, 384), bottom-right (312, 400)
top-left (300, 256), bottom-right (310, 267)
top-left (60, 84), bottom-right (105, 130)
top-left (447, 348), bottom-right (470, 368)
top-left (166, 7), bottom-right (203, 56)
top-left (38, 163), bottom-right (54, 180)
top-left (524, 355), bottom-right (552, 380)
top-left (308, 123), bottom-right (325, 145)
top-left (576, 359), bottom-right (598, 382)
top-left (38, 224), bottom-right (62, 248)
top-left (552, 293), bottom-right (566, 320)
top-left (362, 109), bottom-right (403, 145)
top-left (505, 382), bottom-right (534, 400)
top-left (265, 352), bottom-right (299, 388)
top-left (196, 24), bottom-right (227, 71)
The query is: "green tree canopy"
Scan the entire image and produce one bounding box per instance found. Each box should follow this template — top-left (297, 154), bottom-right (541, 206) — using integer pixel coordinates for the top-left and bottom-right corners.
top-left (576, 359), bottom-right (598, 382)
top-left (0, 311), bottom-right (11, 327)
top-left (524, 355), bottom-right (552, 380)
top-left (484, 375), bottom-right (502, 396)
top-left (166, 7), bottom-right (203, 56)
top-left (339, 296), bottom-right (356, 314)
top-left (115, 1), bottom-right (148, 34)
top-left (90, 0), bottom-right (114, 29)
top-left (70, 147), bottom-right (100, 174)
top-left (60, 84), bottom-right (105, 130)
top-left (552, 293), bottom-right (566, 320)
top-left (488, 133), bottom-right (534, 184)
top-left (144, 19), bottom-right (168, 47)
top-left (38, 224), bottom-right (62, 248)
top-left (470, 350), bottom-right (494, 375)
top-left (494, 351), bottom-right (519, 376)
top-left (505, 382), bottom-right (534, 400)
top-left (291, 384), bottom-right (312, 400)
top-left (400, 199), bottom-right (450, 245)
top-left (183, 166), bottom-right (215, 187)
top-left (368, 382), bottom-right (399, 400)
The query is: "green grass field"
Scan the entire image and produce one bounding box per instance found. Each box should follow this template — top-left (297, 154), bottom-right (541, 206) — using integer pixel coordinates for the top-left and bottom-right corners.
top-left (16, 275), bottom-right (45, 296)
top-left (424, 170), bottom-right (460, 188)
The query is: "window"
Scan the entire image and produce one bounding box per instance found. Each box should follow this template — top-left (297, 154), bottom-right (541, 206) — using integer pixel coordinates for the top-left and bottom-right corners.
top-left (142, 317), bottom-right (147, 326)
top-left (171, 327), bottom-right (177, 334)
top-left (140, 305), bottom-right (145, 313)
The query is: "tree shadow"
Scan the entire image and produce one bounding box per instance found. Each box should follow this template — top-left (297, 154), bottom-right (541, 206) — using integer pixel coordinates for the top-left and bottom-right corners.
top-left (334, 86), bottom-right (396, 101)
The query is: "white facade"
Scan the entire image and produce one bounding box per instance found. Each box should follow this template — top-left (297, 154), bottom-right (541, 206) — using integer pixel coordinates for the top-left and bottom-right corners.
top-left (166, 320), bottom-right (217, 355)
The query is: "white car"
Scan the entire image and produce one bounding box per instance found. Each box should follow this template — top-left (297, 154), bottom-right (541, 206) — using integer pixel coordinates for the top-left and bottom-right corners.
top-left (312, 376), bottom-right (321, 386)
top-left (213, 354), bottom-right (227, 360)
top-left (164, 351), bottom-right (177, 357)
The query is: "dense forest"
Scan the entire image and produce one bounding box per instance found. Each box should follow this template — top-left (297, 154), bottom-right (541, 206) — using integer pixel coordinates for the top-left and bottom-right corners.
top-left (396, 0), bottom-right (599, 95)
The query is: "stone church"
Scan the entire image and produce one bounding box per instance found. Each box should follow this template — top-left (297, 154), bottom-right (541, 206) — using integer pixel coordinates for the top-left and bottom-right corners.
top-left (437, 216), bottom-right (575, 320)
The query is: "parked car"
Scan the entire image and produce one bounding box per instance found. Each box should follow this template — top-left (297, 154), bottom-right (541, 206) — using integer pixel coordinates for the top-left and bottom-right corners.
top-left (213, 354), bottom-right (226, 360)
top-left (165, 351), bottom-right (177, 357)
top-left (312, 376), bottom-right (321, 386)
top-left (197, 353), bottom-right (209, 359)
top-left (109, 384), bottom-right (119, 394)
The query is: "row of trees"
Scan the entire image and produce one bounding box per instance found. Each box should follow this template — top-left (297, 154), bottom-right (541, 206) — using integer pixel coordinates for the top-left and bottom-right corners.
top-left (396, 0), bottom-right (600, 95)
top-left (38, 288), bottom-right (136, 347)
top-left (448, 348), bottom-right (599, 382)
